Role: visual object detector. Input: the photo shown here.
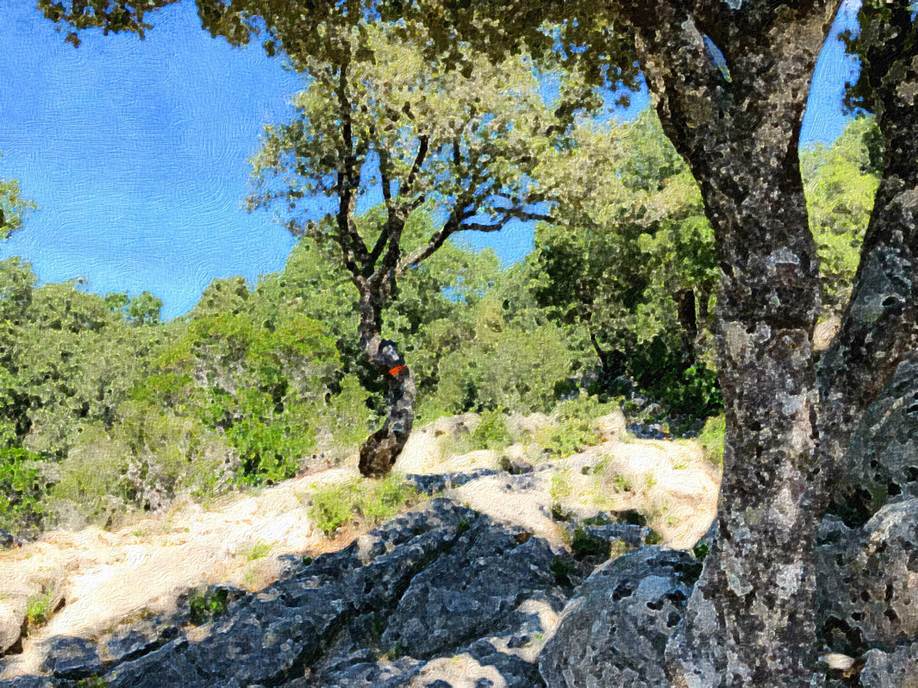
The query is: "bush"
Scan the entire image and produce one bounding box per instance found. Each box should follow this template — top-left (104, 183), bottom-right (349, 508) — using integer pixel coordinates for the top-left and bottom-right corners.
top-left (44, 429), bottom-right (130, 527)
top-left (535, 395), bottom-right (612, 457)
top-left (307, 475), bottom-right (421, 537)
top-left (26, 592), bottom-right (55, 628)
top-left (0, 447), bottom-right (45, 534)
top-left (318, 374), bottom-right (375, 451)
top-left (187, 587), bottom-right (231, 625)
top-left (469, 409), bottom-right (512, 450)
top-left (698, 414), bottom-right (726, 466)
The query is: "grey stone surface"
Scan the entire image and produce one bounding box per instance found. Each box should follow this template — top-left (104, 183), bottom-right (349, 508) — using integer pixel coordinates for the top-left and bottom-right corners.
top-left (40, 637), bottom-right (101, 680)
top-left (538, 547), bottom-right (700, 688)
top-left (817, 498), bottom-right (918, 653)
top-left (835, 356), bottom-right (918, 522)
top-left (859, 644), bottom-right (918, 688)
top-left (2, 499), bottom-right (569, 688)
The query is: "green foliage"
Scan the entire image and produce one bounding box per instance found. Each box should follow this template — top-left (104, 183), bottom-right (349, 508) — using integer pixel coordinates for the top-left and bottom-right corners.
top-left (76, 678), bottom-right (108, 688)
top-left (425, 295), bottom-right (579, 415)
top-left (0, 170), bottom-right (34, 239)
top-left (549, 470), bottom-right (573, 504)
top-left (25, 592), bottom-right (55, 628)
top-left (469, 409), bottom-right (513, 450)
top-left (0, 447), bottom-right (44, 534)
top-left (536, 396), bottom-right (611, 458)
top-left (698, 414), bottom-right (726, 466)
top-left (307, 475), bottom-right (421, 537)
top-left (529, 111), bottom-right (721, 418)
top-left (570, 526), bottom-right (610, 559)
top-left (188, 587), bottom-right (230, 625)
top-left (549, 555), bottom-right (578, 587)
top-left (45, 427), bottom-right (131, 527)
top-left (801, 117), bottom-right (879, 312)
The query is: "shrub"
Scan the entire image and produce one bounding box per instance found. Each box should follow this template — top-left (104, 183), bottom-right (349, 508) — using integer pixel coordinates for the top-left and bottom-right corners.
top-left (469, 409), bottom-right (512, 450)
top-left (0, 447), bottom-right (45, 534)
top-left (243, 542), bottom-right (272, 561)
top-left (698, 414), bottom-right (726, 466)
top-left (307, 475), bottom-right (421, 537)
top-left (26, 592), bottom-right (55, 628)
top-left (534, 396), bottom-right (612, 458)
top-left (318, 374), bottom-right (375, 451)
top-left (45, 429), bottom-right (130, 528)
top-left (549, 470), bottom-right (572, 505)
top-left (571, 527), bottom-right (611, 559)
top-left (188, 587), bottom-right (231, 625)
top-left (308, 483), bottom-right (355, 536)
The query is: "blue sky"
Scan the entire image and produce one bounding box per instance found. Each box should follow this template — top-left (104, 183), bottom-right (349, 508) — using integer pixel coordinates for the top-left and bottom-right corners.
top-left (0, 1), bottom-right (860, 319)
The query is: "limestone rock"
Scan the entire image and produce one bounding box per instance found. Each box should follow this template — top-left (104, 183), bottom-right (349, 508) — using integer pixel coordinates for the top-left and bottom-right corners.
top-left (40, 637), bottom-right (101, 680)
top-left (0, 598), bottom-right (25, 656)
top-left (3, 499), bottom-right (571, 688)
top-left (538, 547), bottom-right (700, 688)
top-left (834, 356), bottom-right (918, 522)
top-left (817, 499), bottom-right (918, 653)
top-left (859, 643), bottom-right (918, 688)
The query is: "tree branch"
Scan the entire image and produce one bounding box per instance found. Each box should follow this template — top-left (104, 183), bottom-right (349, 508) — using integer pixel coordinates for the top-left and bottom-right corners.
top-left (333, 57), bottom-right (370, 273)
top-left (400, 134), bottom-right (429, 202)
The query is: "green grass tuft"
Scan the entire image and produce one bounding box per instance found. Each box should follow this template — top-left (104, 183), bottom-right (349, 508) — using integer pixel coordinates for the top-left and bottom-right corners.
top-left (308, 474), bottom-right (421, 537)
top-left (698, 414), bottom-right (726, 466)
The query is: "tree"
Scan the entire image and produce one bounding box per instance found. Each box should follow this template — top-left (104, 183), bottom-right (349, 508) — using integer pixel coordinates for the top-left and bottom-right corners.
top-left (248, 20), bottom-right (561, 476)
top-left (802, 116), bottom-right (881, 313)
top-left (0, 166), bottom-right (34, 238)
top-left (39, 1), bottom-right (917, 684)
top-left (530, 110), bottom-right (721, 415)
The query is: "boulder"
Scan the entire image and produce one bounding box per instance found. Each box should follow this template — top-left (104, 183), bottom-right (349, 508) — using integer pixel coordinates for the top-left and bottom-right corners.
top-left (817, 499), bottom-right (918, 653)
top-left (859, 643), bottom-right (918, 688)
top-left (538, 547), bottom-right (701, 687)
top-left (3, 500), bottom-right (572, 688)
top-left (0, 598), bottom-right (26, 656)
top-left (833, 356), bottom-right (918, 523)
top-left (41, 636), bottom-right (101, 680)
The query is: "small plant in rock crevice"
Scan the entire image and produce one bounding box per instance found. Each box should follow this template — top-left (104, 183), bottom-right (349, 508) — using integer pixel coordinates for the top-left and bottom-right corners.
top-left (188, 587), bottom-right (231, 625)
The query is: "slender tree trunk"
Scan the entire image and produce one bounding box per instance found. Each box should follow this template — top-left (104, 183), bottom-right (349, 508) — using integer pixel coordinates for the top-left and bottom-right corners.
top-left (615, 2), bottom-right (839, 684)
top-left (675, 288), bottom-right (698, 360)
top-left (356, 290), bottom-right (416, 477)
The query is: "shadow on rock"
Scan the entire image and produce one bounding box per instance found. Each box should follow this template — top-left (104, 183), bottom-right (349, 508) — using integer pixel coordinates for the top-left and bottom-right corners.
top-left (1, 499), bottom-right (576, 688)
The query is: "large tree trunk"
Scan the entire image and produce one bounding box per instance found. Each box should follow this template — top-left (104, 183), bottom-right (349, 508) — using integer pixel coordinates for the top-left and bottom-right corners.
top-left (617, 2), bottom-right (840, 684)
top-left (356, 291), bottom-right (416, 477)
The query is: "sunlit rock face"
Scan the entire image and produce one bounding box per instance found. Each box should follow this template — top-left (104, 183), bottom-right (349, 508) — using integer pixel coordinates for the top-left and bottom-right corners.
top-left (817, 498), bottom-right (918, 655)
top-left (831, 356), bottom-right (918, 524)
top-left (538, 547), bottom-right (700, 688)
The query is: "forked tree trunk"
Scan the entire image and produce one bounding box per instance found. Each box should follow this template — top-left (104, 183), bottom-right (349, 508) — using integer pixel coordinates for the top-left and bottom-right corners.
top-left (617, 2), bottom-right (839, 684)
top-left (356, 291), bottom-right (416, 477)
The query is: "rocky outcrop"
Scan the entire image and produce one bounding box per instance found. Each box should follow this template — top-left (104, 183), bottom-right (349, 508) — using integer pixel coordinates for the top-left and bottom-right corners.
top-left (538, 547), bottom-right (701, 687)
top-left (817, 498), bottom-right (918, 654)
top-left (833, 356), bottom-right (918, 524)
top-left (1, 500), bottom-right (584, 687)
top-left (0, 600), bottom-right (25, 657)
top-left (859, 644), bottom-right (918, 688)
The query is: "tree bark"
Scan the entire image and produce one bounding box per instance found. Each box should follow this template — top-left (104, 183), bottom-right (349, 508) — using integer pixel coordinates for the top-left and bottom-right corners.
top-left (819, 7), bottom-right (918, 520)
top-left (614, 2), bottom-right (839, 684)
top-left (356, 290), bottom-right (417, 478)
